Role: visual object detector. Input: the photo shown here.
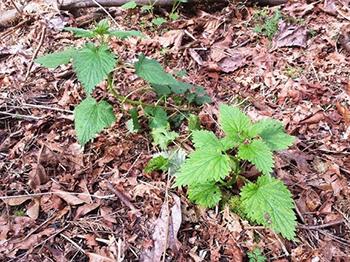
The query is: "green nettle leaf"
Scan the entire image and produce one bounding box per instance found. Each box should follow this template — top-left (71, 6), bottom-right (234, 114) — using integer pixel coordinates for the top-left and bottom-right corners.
top-left (247, 248), bottom-right (267, 262)
top-left (74, 97), bottom-right (116, 145)
top-left (145, 107), bottom-right (168, 129)
top-left (65, 27), bottom-right (95, 38)
top-left (151, 127), bottom-right (178, 150)
top-left (192, 130), bottom-right (223, 151)
top-left (175, 149), bottom-right (231, 187)
top-left (135, 55), bottom-right (192, 96)
top-left (108, 30), bottom-right (143, 39)
top-left (238, 139), bottom-right (274, 175)
top-left (73, 43), bottom-right (116, 94)
top-left (126, 108), bottom-right (140, 133)
top-left (250, 119), bottom-right (295, 151)
top-left (93, 19), bottom-right (110, 35)
top-left (35, 48), bottom-right (75, 68)
top-left (152, 17), bottom-right (167, 26)
top-left (121, 1), bottom-right (137, 9)
top-left (219, 104), bottom-right (252, 142)
top-left (135, 54), bottom-right (176, 86)
top-left (188, 114), bottom-right (201, 131)
top-left (144, 155), bottom-right (169, 173)
top-left (188, 183), bottom-right (222, 208)
top-left (240, 175), bottom-right (297, 240)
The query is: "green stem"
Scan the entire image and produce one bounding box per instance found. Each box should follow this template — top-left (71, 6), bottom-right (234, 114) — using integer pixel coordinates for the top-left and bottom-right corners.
top-left (107, 75), bottom-right (199, 112)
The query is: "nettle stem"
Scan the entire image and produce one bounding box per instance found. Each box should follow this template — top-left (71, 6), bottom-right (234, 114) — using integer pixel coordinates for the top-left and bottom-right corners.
top-left (107, 74), bottom-right (199, 112)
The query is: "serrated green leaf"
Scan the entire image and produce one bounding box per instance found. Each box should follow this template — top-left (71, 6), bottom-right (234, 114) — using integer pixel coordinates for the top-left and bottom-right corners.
top-left (250, 119), bottom-right (295, 151)
top-left (126, 108), bottom-right (140, 133)
top-left (73, 43), bottom-right (116, 94)
top-left (219, 104), bottom-right (252, 142)
top-left (65, 27), bottom-right (95, 38)
top-left (144, 155), bottom-right (169, 173)
top-left (151, 127), bottom-right (178, 150)
top-left (175, 149), bottom-right (231, 187)
top-left (247, 248), bottom-right (267, 262)
top-left (188, 183), bottom-right (222, 208)
top-left (192, 130), bottom-right (223, 151)
top-left (188, 114), bottom-right (200, 131)
top-left (35, 48), bottom-right (75, 68)
top-left (108, 30), bottom-right (143, 39)
top-left (74, 97), bottom-right (116, 145)
top-left (152, 17), bottom-right (167, 26)
top-left (240, 175), bottom-right (297, 240)
top-left (238, 139), bottom-right (274, 175)
top-left (135, 54), bottom-right (176, 86)
top-left (135, 55), bottom-right (192, 96)
top-left (121, 1), bottom-right (137, 9)
top-left (93, 19), bottom-right (110, 35)
top-left (145, 107), bottom-right (168, 129)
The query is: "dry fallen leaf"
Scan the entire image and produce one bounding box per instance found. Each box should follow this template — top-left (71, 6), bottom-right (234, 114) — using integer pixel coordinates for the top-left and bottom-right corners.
top-left (272, 22), bottom-right (307, 49)
top-left (26, 198), bottom-right (40, 219)
top-left (140, 194), bottom-right (182, 262)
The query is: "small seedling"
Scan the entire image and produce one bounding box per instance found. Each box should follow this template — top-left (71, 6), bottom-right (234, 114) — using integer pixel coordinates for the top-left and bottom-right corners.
top-left (247, 248), bottom-right (266, 262)
top-left (36, 19), bottom-right (210, 149)
top-left (174, 104), bottom-right (297, 240)
top-left (253, 8), bottom-right (282, 39)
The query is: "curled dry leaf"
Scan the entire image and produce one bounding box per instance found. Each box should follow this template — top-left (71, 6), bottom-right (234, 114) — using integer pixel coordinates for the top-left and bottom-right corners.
top-left (2, 196), bottom-right (32, 206)
top-left (26, 198), bottom-right (40, 219)
top-left (28, 163), bottom-right (49, 190)
top-left (158, 30), bottom-right (185, 50)
top-left (272, 22), bottom-right (307, 50)
top-left (53, 190), bottom-right (85, 205)
top-left (140, 194), bottom-right (182, 262)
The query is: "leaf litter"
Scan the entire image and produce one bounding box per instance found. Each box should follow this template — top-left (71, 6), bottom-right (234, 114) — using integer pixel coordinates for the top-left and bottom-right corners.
top-left (0, 0), bottom-right (350, 260)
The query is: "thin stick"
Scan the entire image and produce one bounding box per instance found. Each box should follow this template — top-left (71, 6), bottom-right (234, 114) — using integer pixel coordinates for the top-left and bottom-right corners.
top-left (61, 233), bottom-right (86, 254)
top-left (0, 111), bottom-right (43, 120)
top-left (7, 103), bottom-right (73, 114)
top-left (24, 26), bottom-right (46, 81)
top-left (90, 0), bottom-right (122, 28)
top-left (298, 219), bottom-right (344, 230)
top-left (9, 0), bottom-right (23, 14)
top-left (0, 191), bottom-right (116, 200)
top-left (106, 182), bottom-right (141, 216)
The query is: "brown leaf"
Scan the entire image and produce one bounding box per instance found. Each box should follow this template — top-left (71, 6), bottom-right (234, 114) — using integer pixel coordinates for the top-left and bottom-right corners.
top-left (158, 30), bottom-right (184, 50)
top-left (299, 111), bottom-right (325, 124)
top-left (336, 102), bottom-right (350, 125)
top-left (87, 253), bottom-right (115, 262)
top-left (28, 163), bottom-right (49, 190)
top-left (272, 22), bottom-right (307, 49)
top-left (2, 196), bottom-right (31, 206)
top-left (14, 227), bottom-right (55, 250)
top-left (53, 190), bottom-right (85, 205)
top-left (26, 198), bottom-right (40, 219)
top-left (140, 194), bottom-right (182, 262)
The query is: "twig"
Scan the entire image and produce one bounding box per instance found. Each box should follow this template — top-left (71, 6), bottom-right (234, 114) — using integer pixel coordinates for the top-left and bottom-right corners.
top-left (106, 182), bottom-right (141, 216)
top-left (9, 103), bottom-right (73, 114)
top-left (0, 191), bottom-right (116, 200)
top-left (24, 25), bottom-right (46, 81)
top-left (90, 0), bottom-right (122, 28)
top-left (10, 0), bottom-right (23, 14)
top-left (61, 233), bottom-right (86, 254)
top-left (298, 219), bottom-right (344, 230)
top-left (108, 84), bottom-right (200, 112)
top-left (0, 111), bottom-right (43, 120)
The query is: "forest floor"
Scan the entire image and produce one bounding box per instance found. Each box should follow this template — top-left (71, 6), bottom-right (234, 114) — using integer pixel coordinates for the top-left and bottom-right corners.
top-left (1, 0), bottom-right (350, 261)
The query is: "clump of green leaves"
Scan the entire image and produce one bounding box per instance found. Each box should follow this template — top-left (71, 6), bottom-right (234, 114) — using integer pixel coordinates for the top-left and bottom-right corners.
top-left (174, 104), bottom-right (297, 240)
top-left (253, 8), bottom-right (282, 39)
top-left (36, 19), bottom-right (210, 147)
top-left (247, 248), bottom-right (266, 262)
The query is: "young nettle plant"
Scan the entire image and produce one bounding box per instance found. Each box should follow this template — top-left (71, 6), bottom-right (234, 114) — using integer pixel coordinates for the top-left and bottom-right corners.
top-left (36, 19), bottom-right (210, 147)
top-left (174, 104), bottom-right (297, 240)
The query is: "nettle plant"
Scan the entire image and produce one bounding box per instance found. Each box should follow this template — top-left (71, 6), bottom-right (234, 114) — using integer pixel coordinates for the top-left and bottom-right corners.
top-left (174, 104), bottom-right (297, 240)
top-left (36, 19), bottom-right (210, 147)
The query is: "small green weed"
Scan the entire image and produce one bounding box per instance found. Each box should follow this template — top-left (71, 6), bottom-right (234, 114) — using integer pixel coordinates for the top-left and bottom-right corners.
top-left (174, 104), bottom-right (297, 240)
top-left (253, 8), bottom-right (282, 39)
top-left (247, 248), bottom-right (266, 262)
